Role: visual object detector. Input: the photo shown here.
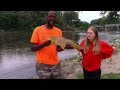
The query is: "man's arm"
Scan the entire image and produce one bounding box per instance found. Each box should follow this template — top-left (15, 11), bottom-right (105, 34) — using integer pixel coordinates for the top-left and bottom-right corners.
top-left (31, 40), bottom-right (51, 51)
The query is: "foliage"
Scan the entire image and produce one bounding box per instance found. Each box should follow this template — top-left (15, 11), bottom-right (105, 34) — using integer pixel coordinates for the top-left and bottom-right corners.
top-left (1, 11), bottom-right (120, 32)
top-left (90, 11), bottom-right (120, 25)
top-left (100, 11), bottom-right (120, 18)
top-left (0, 11), bottom-right (83, 32)
top-left (62, 11), bottom-right (79, 26)
top-left (0, 11), bottom-right (18, 31)
top-left (76, 73), bottom-right (84, 79)
top-left (77, 72), bottom-right (120, 79)
top-left (101, 73), bottom-right (120, 79)
top-left (79, 21), bottom-right (89, 30)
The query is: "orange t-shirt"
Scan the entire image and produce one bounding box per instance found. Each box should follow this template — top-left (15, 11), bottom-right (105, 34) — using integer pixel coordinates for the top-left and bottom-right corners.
top-left (30, 25), bottom-right (62, 65)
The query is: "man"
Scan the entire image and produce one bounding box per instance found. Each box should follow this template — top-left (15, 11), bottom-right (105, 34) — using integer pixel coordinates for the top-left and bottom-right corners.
top-left (30, 11), bottom-right (72, 79)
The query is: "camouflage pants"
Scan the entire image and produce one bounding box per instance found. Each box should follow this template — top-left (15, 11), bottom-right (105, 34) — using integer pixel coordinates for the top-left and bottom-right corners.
top-left (36, 62), bottom-right (62, 79)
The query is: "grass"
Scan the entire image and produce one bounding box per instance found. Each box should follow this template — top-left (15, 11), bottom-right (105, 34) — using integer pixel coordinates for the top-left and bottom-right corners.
top-left (76, 73), bottom-right (84, 79)
top-left (76, 73), bottom-right (120, 79)
top-left (68, 56), bottom-right (82, 67)
top-left (101, 73), bottom-right (120, 79)
top-left (67, 56), bottom-right (120, 79)
top-left (68, 56), bottom-right (82, 61)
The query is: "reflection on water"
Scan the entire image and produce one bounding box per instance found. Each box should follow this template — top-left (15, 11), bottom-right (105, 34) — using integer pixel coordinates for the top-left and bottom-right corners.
top-left (63, 32), bottom-right (80, 43)
top-left (1, 31), bottom-right (32, 48)
top-left (0, 31), bottom-right (36, 79)
top-left (0, 31), bottom-right (120, 79)
top-left (63, 32), bottom-right (120, 44)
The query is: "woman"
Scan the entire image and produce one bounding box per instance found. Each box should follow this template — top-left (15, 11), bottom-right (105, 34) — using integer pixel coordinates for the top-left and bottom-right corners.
top-left (79, 26), bottom-right (114, 79)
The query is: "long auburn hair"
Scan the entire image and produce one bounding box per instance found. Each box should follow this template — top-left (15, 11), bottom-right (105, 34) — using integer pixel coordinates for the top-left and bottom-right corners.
top-left (84, 26), bottom-right (101, 55)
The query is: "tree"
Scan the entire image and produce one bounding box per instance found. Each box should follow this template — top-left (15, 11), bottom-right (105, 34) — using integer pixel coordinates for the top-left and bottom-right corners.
top-left (100, 11), bottom-right (120, 24)
top-left (79, 21), bottom-right (89, 30)
top-left (60, 11), bottom-right (80, 31)
top-left (100, 11), bottom-right (120, 18)
top-left (62, 11), bottom-right (79, 26)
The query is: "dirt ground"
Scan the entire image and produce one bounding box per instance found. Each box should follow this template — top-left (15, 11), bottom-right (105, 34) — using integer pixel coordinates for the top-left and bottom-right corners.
top-left (30, 49), bottom-right (120, 79)
top-left (101, 49), bottom-right (120, 75)
top-left (30, 38), bottom-right (120, 79)
top-left (60, 49), bottom-right (120, 79)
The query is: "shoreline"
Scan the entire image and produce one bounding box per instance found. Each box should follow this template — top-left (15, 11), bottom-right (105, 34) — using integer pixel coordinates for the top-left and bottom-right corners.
top-left (60, 38), bottom-right (120, 79)
top-left (1, 38), bottom-right (120, 79)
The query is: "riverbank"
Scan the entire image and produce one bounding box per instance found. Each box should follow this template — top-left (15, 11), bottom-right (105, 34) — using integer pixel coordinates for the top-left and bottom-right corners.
top-left (30, 49), bottom-right (120, 79)
top-left (30, 38), bottom-right (120, 79)
top-left (1, 30), bottom-right (120, 79)
top-left (60, 38), bottom-right (120, 79)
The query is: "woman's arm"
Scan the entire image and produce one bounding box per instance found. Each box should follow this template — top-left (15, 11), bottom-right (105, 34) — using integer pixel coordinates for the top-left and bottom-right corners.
top-left (101, 41), bottom-right (114, 59)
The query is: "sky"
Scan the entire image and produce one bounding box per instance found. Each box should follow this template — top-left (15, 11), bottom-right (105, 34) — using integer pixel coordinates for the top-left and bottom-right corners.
top-left (78, 11), bottom-right (103, 23)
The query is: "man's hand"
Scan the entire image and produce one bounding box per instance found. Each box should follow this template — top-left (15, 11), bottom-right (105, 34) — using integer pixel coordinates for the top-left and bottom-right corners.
top-left (43, 40), bottom-right (51, 47)
top-left (65, 43), bottom-right (73, 49)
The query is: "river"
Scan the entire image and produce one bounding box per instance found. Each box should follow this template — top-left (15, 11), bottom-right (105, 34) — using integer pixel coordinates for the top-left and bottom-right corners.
top-left (0, 31), bottom-right (120, 79)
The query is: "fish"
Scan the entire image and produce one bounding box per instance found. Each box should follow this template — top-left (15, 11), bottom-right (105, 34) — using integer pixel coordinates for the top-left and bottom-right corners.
top-left (48, 36), bottom-right (83, 51)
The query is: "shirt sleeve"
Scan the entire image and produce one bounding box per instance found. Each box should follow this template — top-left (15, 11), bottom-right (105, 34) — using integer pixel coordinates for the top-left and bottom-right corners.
top-left (30, 28), bottom-right (39, 43)
top-left (101, 41), bottom-right (114, 59)
top-left (59, 29), bottom-right (62, 37)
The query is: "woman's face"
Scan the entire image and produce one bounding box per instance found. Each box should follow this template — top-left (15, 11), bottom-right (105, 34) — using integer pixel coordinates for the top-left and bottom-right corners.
top-left (86, 28), bottom-right (96, 42)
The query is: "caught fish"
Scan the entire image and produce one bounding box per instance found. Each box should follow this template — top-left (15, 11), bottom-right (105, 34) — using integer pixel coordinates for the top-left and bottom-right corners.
top-left (48, 36), bottom-right (83, 51)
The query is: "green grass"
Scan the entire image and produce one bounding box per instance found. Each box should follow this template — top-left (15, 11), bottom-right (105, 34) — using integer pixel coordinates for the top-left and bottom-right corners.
top-left (68, 56), bottom-right (81, 61)
top-left (109, 38), bottom-right (120, 42)
top-left (101, 73), bottom-right (120, 79)
top-left (76, 73), bottom-right (120, 79)
top-left (76, 73), bottom-right (84, 79)
top-left (68, 56), bottom-right (82, 67)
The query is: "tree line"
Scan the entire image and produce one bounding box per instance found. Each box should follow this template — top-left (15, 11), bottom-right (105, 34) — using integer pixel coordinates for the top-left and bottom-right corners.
top-left (90, 11), bottom-right (120, 25)
top-left (0, 11), bottom-right (89, 32)
top-left (0, 11), bottom-right (120, 32)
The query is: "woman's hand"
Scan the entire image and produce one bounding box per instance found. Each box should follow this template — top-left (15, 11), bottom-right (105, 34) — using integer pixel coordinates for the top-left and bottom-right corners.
top-left (57, 46), bottom-right (64, 52)
top-left (65, 43), bottom-right (73, 49)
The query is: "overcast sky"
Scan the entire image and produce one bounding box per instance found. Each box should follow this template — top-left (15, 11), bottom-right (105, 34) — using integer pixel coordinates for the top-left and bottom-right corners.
top-left (79, 11), bottom-right (103, 23)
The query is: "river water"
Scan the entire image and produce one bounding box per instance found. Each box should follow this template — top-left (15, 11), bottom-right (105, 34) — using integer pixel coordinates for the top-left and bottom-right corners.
top-left (0, 31), bottom-right (120, 79)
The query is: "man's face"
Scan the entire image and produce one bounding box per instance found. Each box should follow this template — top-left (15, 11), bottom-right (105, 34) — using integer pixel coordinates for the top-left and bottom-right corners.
top-left (47, 12), bottom-right (56, 26)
